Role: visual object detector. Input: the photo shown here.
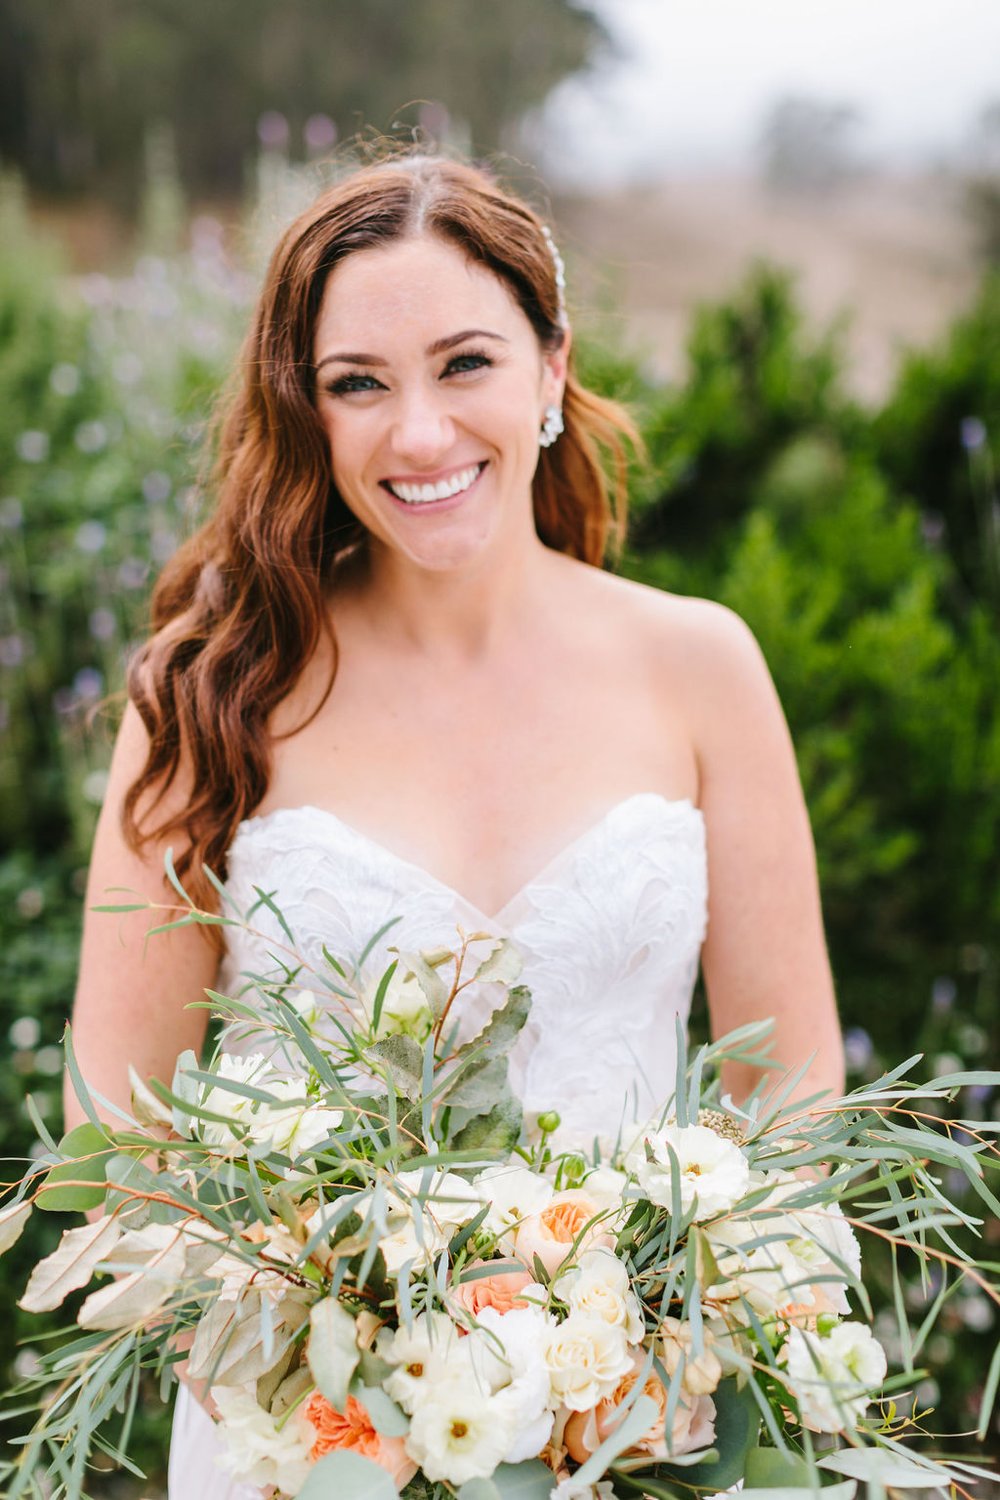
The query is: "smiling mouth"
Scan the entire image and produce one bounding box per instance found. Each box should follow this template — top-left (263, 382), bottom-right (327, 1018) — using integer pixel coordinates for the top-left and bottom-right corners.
top-left (382, 461), bottom-right (487, 505)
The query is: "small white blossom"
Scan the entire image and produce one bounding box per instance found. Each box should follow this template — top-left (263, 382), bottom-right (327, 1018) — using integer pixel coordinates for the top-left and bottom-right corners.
top-left (625, 1123), bottom-right (750, 1221)
top-left (474, 1162), bottom-right (554, 1248)
top-left (405, 1374), bottom-right (517, 1484)
top-left (783, 1321), bottom-right (887, 1432)
top-left (380, 1312), bottom-right (471, 1413)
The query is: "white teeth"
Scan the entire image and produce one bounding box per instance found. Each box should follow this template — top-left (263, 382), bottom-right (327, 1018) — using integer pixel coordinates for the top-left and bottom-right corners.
top-left (387, 464), bottom-right (482, 504)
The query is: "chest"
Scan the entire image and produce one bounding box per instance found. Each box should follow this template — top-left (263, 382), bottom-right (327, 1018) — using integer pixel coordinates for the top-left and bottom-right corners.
top-left (259, 630), bottom-right (698, 918)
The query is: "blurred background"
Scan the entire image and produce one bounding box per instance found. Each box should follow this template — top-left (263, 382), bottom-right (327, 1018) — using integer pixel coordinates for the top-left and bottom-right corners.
top-left (1, 0), bottom-right (998, 1488)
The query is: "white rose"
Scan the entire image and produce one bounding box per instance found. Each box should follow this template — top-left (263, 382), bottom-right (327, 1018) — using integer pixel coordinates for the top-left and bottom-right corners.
top-left (469, 1305), bottom-right (556, 1461)
top-left (404, 1374), bottom-right (517, 1484)
top-left (552, 1248), bottom-right (644, 1343)
top-left (474, 1163), bottom-right (554, 1249)
top-left (706, 1218), bottom-right (818, 1323)
top-left (783, 1321), bottom-right (887, 1432)
top-left (211, 1383), bottom-right (315, 1493)
top-left (380, 1312), bottom-right (471, 1413)
top-left (625, 1123), bottom-right (750, 1221)
top-left (543, 1312), bottom-right (635, 1412)
top-left (750, 1171), bottom-right (862, 1314)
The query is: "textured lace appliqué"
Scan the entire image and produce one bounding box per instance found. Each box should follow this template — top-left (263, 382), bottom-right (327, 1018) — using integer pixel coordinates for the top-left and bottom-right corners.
top-left (215, 793), bottom-right (708, 1143)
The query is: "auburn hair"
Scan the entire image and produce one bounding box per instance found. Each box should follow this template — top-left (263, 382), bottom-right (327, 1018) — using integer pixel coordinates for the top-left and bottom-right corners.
top-left (123, 148), bottom-right (642, 941)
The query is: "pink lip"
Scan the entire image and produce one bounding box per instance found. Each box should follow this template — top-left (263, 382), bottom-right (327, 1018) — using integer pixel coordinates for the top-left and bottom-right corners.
top-left (383, 461), bottom-right (487, 514)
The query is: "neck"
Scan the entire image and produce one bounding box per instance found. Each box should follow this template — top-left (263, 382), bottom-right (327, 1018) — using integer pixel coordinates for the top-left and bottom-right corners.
top-left (340, 528), bottom-right (553, 661)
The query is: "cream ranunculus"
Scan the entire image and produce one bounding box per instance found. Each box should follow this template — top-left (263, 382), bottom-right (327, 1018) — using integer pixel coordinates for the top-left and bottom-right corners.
top-left (404, 1374), bottom-right (517, 1484)
top-left (625, 1123), bottom-right (750, 1221)
top-left (552, 1248), bottom-right (644, 1343)
top-left (474, 1163), bottom-right (554, 1250)
top-left (211, 1383), bottom-right (316, 1493)
top-left (543, 1312), bottom-right (635, 1412)
top-left (783, 1321), bottom-right (887, 1432)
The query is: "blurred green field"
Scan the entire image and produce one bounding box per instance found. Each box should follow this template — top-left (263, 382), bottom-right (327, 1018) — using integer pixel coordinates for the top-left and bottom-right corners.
top-left (0, 153), bottom-right (998, 1489)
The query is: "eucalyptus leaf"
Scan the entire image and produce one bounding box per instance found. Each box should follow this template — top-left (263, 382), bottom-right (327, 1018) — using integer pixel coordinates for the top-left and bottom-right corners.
top-left (35, 1122), bottom-right (115, 1212)
top-left (744, 1447), bottom-right (815, 1488)
top-left (369, 1034), bottom-right (424, 1100)
top-left (19, 1215), bottom-right (121, 1313)
top-left (474, 938), bottom-right (523, 985)
top-left (656, 1377), bottom-right (760, 1491)
top-left (491, 1460), bottom-right (563, 1498)
top-left (296, 1450), bottom-right (399, 1500)
top-left (737, 1486), bottom-right (856, 1500)
top-left (347, 1375), bottom-right (408, 1436)
top-left (0, 1198), bottom-right (32, 1254)
top-left (817, 1447), bottom-right (955, 1488)
top-left (451, 1094), bottom-right (523, 1154)
top-left (77, 1229), bottom-right (187, 1329)
top-left (307, 1296), bottom-right (359, 1409)
top-left (455, 985), bottom-right (532, 1062)
top-left (170, 1048), bottom-right (200, 1136)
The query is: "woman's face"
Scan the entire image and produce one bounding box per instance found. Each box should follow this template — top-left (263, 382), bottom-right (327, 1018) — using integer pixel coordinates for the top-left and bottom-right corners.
top-left (311, 233), bottom-right (569, 575)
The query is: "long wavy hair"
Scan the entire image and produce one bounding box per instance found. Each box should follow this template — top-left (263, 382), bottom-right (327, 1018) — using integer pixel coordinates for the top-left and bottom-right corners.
top-left (123, 148), bottom-right (642, 939)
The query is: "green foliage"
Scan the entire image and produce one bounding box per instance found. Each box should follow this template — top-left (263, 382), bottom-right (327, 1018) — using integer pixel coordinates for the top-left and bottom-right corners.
top-left (0, 169), bottom-right (998, 1481)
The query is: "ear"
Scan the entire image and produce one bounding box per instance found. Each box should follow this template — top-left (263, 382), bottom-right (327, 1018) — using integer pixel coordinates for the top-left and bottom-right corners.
top-left (542, 323), bottom-right (572, 407)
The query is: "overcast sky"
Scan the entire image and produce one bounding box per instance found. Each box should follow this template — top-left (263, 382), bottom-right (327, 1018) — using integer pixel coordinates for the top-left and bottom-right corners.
top-left (535, 0), bottom-right (1000, 184)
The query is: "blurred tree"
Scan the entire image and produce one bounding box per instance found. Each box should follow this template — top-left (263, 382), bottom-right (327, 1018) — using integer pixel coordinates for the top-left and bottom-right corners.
top-left (873, 270), bottom-right (1000, 620)
top-left (963, 99), bottom-right (1000, 265)
top-left (0, 0), bottom-right (608, 210)
top-left (758, 94), bottom-right (866, 194)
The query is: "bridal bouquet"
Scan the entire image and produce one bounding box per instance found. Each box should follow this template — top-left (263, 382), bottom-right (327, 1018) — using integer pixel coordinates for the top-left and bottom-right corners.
top-left (2, 896), bottom-right (999, 1499)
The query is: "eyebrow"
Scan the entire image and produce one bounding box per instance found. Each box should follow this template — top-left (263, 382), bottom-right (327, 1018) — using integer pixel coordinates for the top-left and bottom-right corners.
top-left (315, 328), bottom-right (509, 373)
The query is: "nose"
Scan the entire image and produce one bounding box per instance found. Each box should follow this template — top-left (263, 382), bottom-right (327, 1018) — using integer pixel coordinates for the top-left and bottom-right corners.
top-left (388, 383), bottom-right (456, 468)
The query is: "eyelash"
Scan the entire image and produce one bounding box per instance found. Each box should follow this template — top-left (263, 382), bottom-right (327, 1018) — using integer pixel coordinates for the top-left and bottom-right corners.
top-left (322, 349), bottom-right (495, 397)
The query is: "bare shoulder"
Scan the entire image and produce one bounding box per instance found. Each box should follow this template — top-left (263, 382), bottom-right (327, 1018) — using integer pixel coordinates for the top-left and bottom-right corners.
top-left (569, 563), bottom-right (764, 690)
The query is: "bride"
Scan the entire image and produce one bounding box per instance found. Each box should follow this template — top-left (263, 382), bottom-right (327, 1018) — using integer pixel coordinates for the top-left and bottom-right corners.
top-left (65, 150), bottom-right (843, 1496)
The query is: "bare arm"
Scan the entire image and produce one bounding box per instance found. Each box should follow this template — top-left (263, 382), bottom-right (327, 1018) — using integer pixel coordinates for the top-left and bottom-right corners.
top-left (682, 601), bottom-right (844, 1109)
top-left (64, 698), bottom-right (216, 1136)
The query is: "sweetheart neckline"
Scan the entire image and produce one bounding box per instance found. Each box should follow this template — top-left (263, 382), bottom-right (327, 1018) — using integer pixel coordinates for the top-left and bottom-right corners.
top-left (231, 792), bottom-right (705, 927)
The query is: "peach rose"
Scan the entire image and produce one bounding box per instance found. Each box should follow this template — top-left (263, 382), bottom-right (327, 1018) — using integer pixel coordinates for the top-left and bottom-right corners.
top-left (514, 1191), bottom-right (613, 1278)
top-left (563, 1355), bottom-right (716, 1464)
top-left (303, 1392), bottom-right (417, 1491)
top-left (449, 1263), bottom-right (536, 1321)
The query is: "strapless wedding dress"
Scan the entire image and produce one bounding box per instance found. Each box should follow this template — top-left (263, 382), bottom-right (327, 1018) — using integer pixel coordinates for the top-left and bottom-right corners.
top-left (167, 791), bottom-right (709, 1499)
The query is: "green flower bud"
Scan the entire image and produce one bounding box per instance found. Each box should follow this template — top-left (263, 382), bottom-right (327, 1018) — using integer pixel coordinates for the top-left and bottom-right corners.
top-left (536, 1110), bottom-right (561, 1136)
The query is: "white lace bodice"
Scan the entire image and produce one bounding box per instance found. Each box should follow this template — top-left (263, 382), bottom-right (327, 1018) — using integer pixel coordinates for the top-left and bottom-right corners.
top-left (214, 792), bottom-right (709, 1144)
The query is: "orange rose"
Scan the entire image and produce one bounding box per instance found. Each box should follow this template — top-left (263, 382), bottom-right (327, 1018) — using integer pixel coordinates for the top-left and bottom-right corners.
top-left (450, 1264), bottom-right (535, 1321)
top-left (564, 1355), bottom-right (715, 1464)
top-left (514, 1191), bottom-right (613, 1278)
top-left (303, 1392), bottom-right (417, 1491)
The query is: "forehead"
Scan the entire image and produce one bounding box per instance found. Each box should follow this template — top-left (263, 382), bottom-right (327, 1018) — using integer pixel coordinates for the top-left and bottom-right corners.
top-left (312, 234), bottom-right (529, 354)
